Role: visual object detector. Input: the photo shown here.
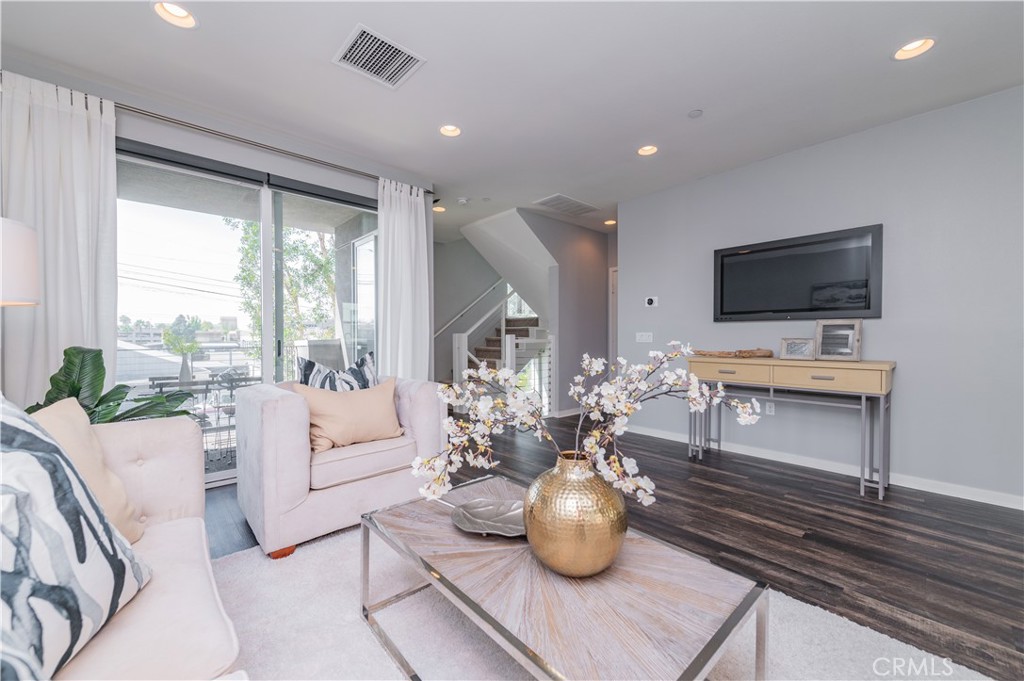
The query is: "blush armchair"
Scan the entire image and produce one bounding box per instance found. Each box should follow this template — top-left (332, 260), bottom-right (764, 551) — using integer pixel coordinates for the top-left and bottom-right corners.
top-left (235, 378), bottom-right (446, 557)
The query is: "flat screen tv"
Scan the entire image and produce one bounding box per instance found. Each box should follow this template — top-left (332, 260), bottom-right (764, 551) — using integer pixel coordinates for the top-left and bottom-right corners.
top-left (714, 224), bottom-right (882, 322)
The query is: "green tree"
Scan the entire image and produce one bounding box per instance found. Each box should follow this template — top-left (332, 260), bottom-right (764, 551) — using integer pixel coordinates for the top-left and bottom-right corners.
top-left (226, 219), bottom-right (338, 351)
top-left (163, 314), bottom-right (202, 382)
top-left (119, 315), bottom-right (132, 333)
top-left (163, 314), bottom-right (201, 357)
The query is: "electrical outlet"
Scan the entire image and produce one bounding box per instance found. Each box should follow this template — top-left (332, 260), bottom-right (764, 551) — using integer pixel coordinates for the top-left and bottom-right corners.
top-left (765, 401), bottom-right (775, 416)
top-left (635, 332), bottom-right (654, 343)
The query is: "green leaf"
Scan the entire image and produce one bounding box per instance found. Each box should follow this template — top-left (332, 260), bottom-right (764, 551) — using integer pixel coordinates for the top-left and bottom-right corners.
top-left (31, 347), bottom-right (107, 411)
top-left (90, 385), bottom-right (133, 424)
top-left (111, 390), bottom-right (195, 422)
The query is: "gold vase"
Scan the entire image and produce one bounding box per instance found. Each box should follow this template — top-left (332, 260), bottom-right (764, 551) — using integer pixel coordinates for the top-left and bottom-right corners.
top-left (524, 451), bottom-right (627, 577)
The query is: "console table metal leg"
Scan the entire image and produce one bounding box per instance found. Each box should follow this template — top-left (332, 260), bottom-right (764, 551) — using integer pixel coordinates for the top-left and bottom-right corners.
top-left (879, 393), bottom-right (890, 500)
top-left (716, 401), bottom-right (723, 452)
top-left (755, 591), bottom-right (769, 681)
top-left (859, 395), bottom-right (868, 496)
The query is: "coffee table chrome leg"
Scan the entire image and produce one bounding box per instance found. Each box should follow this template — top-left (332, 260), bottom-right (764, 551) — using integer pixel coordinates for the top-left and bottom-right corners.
top-left (361, 520), bottom-right (427, 681)
top-left (755, 591), bottom-right (768, 681)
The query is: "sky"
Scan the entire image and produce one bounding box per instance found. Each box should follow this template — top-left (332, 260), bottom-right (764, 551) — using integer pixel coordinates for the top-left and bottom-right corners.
top-left (117, 199), bottom-right (253, 333)
top-left (117, 198), bottom-right (376, 339)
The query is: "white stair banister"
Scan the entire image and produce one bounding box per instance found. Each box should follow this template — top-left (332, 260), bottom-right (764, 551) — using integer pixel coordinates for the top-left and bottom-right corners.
top-left (453, 332), bottom-right (469, 382)
top-left (502, 334), bottom-right (516, 372)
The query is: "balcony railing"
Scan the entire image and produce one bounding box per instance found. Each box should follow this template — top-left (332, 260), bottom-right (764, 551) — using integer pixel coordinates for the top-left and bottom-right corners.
top-left (117, 341), bottom-right (261, 479)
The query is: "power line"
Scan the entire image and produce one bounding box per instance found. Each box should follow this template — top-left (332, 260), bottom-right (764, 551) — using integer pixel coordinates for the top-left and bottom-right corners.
top-left (118, 262), bottom-right (243, 287)
top-left (117, 275), bottom-right (243, 299)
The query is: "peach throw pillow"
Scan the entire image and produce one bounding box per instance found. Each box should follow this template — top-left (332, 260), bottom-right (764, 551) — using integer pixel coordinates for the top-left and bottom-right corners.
top-left (294, 378), bottom-right (404, 453)
top-left (32, 398), bottom-right (145, 543)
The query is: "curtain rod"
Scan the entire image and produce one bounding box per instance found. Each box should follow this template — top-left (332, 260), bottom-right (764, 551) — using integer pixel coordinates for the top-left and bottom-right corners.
top-left (116, 102), bottom-right (433, 194)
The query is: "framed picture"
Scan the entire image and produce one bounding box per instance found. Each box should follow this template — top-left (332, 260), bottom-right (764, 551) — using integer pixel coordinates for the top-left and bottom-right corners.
top-left (780, 338), bottom-right (816, 360)
top-left (815, 319), bottom-right (862, 361)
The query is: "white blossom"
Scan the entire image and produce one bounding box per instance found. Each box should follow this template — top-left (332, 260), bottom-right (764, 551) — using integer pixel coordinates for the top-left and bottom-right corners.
top-left (420, 341), bottom-right (760, 504)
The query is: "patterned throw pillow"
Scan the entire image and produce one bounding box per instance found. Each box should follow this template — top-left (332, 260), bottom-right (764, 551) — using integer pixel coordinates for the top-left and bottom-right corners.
top-left (296, 351), bottom-right (379, 392)
top-left (0, 397), bottom-right (151, 678)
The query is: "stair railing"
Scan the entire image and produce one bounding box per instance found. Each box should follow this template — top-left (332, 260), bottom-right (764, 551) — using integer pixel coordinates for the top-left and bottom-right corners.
top-left (433, 278), bottom-right (505, 339)
top-left (452, 290), bottom-right (515, 384)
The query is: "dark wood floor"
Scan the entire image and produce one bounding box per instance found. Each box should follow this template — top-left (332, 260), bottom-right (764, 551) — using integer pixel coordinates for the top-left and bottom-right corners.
top-left (206, 417), bottom-right (1024, 679)
top-left (205, 483), bottom-right (258, 559)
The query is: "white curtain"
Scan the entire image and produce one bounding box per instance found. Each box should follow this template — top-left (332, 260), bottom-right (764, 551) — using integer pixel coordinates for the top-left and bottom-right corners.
top-left (1, 72), bottom-right (118, 407)
top-left (377, 178), bottom-right (430, 380)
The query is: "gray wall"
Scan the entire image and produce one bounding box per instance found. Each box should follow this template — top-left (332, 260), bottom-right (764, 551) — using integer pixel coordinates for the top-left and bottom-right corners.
top-left (608, 231), bottom-right (618, 268)
top-left (520, 209), bottom-right (610, 414)
top-left (433, 238), bottom-right (503, 381)
top-left (618, 87), bottom-right (1023, 503)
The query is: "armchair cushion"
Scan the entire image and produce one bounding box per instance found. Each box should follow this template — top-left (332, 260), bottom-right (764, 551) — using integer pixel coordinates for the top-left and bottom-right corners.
top-left (31, 398), bottom-right (144, 542)
top-left (296, 350), bottom-right (378, 392)
top-left (309, 435), bottom-right (417, 490)
top-left (293, 379), bottom-right (403, 453)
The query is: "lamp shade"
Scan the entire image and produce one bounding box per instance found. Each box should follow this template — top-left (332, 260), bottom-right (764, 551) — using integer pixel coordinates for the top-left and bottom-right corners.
top-left (1, 217), bottom-right (41, 306)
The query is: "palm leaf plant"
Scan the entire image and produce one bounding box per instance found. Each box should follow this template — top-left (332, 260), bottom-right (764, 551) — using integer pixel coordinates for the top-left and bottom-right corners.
top-left (26, 346), bottom-right (193, 423)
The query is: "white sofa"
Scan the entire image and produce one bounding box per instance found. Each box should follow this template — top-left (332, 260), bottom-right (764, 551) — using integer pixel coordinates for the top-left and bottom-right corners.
top-left (54, 416), bottom-right (241, 680)
top-left (235, 378), bottom-right (445, 557)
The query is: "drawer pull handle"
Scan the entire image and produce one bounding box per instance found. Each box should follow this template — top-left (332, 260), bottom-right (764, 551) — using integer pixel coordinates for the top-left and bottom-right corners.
top-left (811, 375), bottom-right (835, 381)
top-left (718, 369), bottom-right (737, 375)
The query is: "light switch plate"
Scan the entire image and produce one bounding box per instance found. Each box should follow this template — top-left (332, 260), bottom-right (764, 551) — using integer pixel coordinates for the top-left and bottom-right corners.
top-left (636, 332), bottom-right (654, 343)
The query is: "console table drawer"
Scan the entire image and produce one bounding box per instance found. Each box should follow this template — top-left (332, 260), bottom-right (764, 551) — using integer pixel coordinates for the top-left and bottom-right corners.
top-left (691, 362), bottom-right (772, 385)
top-left (773, 366), bottom-right (883, 394)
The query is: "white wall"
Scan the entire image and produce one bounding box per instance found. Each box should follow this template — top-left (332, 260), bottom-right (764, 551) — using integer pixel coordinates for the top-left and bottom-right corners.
top-left (433, 238), bottom-right (503, 381)
top-left (461, 210), bottom-right (555, 323)
top-left (618, 87), bottom-right (1023, 506)
top-left (519, 209), bottom-right (610, 415)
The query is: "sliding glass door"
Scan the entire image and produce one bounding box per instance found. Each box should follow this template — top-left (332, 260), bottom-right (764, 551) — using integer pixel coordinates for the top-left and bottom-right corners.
top-left (116, 158), bottom-right (263, 484)
top-left (116, 156), bottom-right (377, 485)
top-left (271, 190), bottom-right (377, 382)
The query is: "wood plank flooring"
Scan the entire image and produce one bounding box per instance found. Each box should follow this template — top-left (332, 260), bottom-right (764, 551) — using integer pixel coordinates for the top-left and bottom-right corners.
top-left (205, 416), bottom-right (1023, 679)
top-left (205, 483), bottom-right (258, 559)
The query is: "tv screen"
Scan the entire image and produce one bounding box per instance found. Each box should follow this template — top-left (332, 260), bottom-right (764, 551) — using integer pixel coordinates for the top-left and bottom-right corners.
top-left (714, 224), bottom-right (882, 321)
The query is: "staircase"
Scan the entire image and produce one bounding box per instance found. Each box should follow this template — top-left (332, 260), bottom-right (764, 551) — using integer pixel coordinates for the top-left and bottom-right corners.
top-left (473, 316), bottom-right (540, 369)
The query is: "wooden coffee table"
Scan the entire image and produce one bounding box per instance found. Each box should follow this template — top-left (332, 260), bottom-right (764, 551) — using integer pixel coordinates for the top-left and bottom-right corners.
top-left (361, 476), bottom-right (768, 680)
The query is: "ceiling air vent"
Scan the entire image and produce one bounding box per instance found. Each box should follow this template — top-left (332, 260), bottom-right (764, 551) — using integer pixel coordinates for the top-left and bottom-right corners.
top-left (333, 24), bottom-right (425, 89)
top-left (533, 194), bottom-right (600, 217)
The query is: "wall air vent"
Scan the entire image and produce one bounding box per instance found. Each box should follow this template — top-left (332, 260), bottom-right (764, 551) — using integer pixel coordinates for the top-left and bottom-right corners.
top-left (532, 194), bottom-right (599, 217)
top-left (332, 24), bottom-right (425, 89)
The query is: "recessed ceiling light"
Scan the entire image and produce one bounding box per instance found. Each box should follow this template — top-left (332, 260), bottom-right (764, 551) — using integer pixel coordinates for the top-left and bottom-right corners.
top-left (604, 219), bottom-right (617, 226)
top-left (439, 125), bottom-right (461, 137)
top-left (894, 38), bottom-right (935, 60)
top-left (637, 145), bottom-right (658, 156)
top-left (154, 2), bottom-right (197, 28)
top-left (432, 205), bottom-right (446, 213)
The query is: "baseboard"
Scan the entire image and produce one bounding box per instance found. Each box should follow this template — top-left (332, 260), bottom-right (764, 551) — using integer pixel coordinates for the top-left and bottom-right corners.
top-left (550, 408), bottom-right (581, 418)
top-left (626, 425), bottom-right (1024, 510)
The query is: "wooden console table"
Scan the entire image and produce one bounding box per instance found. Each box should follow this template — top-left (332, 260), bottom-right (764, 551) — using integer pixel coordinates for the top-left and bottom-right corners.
top-left (686, 357), bottom-right (896, 499)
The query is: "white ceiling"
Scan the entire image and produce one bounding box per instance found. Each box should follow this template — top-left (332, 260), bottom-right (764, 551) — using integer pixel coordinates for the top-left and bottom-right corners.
top-left (2, 1), bottom-right (1022, 241)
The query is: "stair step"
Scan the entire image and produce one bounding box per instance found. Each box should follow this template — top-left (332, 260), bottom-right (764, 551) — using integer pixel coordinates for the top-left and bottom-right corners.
top-left (507, 316), bottom-right (539, 327)
top-left (484, 336), bottom-right (502, 348)
top-left (495, 326), bottom-right (534, 338)
top-left (474, 347), bottom-right (502, 360)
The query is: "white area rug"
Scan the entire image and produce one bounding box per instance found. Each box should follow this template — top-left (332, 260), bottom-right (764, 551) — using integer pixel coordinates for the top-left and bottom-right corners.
top-left (212, 529), bottom-right (985, 680)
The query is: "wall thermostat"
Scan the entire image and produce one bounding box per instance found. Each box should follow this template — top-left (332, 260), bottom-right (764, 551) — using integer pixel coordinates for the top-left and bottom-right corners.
top-left (644, 296), bottom-right (659, 307)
